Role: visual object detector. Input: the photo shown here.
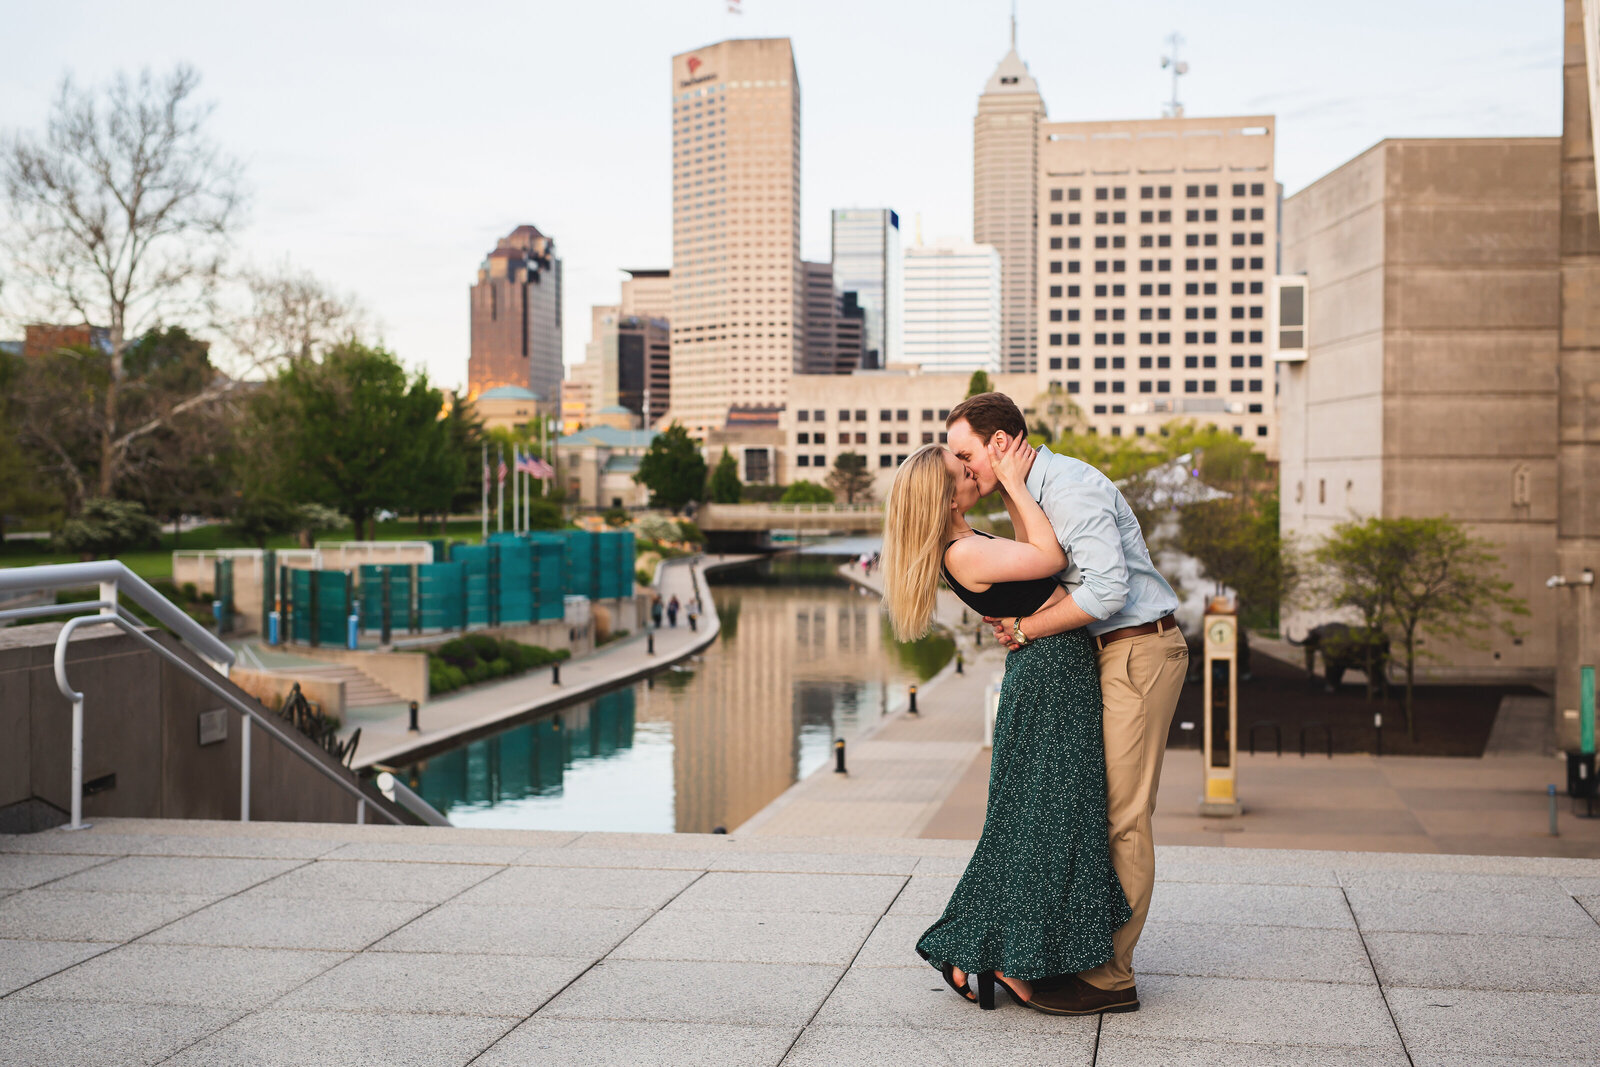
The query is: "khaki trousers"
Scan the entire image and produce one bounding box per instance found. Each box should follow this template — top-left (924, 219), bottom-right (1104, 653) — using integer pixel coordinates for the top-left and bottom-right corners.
top-left (1077, 624), bottom-right (1188, 991)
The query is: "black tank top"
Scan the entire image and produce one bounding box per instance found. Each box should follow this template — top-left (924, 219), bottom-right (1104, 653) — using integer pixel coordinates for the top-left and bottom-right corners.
top-left (940, 530), bottom-right (1060, 618)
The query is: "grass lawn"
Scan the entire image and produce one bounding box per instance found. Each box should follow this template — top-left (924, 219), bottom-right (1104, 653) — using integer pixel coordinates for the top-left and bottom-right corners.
top-left (1, 517), bottom-right (494, 581)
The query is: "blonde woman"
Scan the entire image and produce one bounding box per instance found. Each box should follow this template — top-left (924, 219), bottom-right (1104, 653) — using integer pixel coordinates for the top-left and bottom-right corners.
top-left (882, 438), bottom-right (1129, 1013)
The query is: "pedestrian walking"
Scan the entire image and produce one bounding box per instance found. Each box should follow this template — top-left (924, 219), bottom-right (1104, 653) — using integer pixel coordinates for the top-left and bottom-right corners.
top-left (666, 594), bottom-right (680, 628)
top-left (651, 594), bottom-right (664, 630)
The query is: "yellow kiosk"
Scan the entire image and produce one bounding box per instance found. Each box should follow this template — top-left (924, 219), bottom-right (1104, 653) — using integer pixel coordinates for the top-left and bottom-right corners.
top-left (1199, 596), bottom-right (1242, 816)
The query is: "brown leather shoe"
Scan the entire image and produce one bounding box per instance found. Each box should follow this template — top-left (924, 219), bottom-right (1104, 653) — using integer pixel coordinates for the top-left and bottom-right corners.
top-left (1024, 973), bottom-right (1139, 1016)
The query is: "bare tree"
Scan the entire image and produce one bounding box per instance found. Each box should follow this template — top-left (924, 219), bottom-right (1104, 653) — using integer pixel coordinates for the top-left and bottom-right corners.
top-left (2, 64), bottom-right (244, 497)
top-left (218, 261), bottom-right (369, 371)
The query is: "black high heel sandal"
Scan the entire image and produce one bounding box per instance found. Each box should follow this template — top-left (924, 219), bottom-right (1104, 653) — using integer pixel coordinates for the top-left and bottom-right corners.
top-left (975, 971), bottom-right (1029, 1011)
top-left (939, 963), bottom-right (976, 1003)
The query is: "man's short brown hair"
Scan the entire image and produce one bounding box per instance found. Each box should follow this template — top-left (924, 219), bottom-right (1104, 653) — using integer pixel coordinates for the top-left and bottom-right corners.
top-left (946, 392), bottom-right (1026, 443)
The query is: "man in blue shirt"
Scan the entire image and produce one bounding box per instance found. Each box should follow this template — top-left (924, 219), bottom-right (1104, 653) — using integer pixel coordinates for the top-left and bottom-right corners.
top-left (945, 392), bottom-right (1187, 1017)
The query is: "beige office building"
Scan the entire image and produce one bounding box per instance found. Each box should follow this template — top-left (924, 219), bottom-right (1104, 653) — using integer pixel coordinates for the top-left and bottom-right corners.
top-left (620, 268), bottom-right (671, 320)
top-left (668, 38), bottom-right (801, 437)
top-left (974, 35), bottom-right (1046, 374)
top-left (783, 369), bottom-right (1038, 498)
top-left (1278, 137), bottom-right (1562, 685)
top-left (1034, 115), bottom-right (1278, 452)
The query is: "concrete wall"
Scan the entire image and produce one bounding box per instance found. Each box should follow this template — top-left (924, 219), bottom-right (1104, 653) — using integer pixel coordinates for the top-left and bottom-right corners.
top-left (1555, 0), bottom-right (1600, 749)
top-left (0, 621), bottom-right (404, 831)
top-left (230, 668), bottom-right (346, 721)
top-left (289, 645), bottom-right (430, 706)
top-left (1280, 138), bottom-right (1562, 684)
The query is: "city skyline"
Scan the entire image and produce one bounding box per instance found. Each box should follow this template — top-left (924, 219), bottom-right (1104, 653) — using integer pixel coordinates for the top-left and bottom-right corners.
top-left (0, 1), bottom-right (1563, 394)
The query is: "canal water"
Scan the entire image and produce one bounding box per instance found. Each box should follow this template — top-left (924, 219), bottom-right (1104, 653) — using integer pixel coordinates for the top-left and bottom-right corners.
top-left (398, 555), bottom-right (953, 834)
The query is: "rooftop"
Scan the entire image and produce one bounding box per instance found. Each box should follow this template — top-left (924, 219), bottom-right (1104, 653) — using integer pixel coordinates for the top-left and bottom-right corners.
top-left (477, 385), bottom-right (543, 401)
top-left (560, 425), bottom-right (658, 450)
top-left (1, 818), bottom-right (1594, 1066)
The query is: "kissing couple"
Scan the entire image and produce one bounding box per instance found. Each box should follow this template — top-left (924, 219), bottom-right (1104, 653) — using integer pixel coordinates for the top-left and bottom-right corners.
top-left (881, 391), bottom-right (1187, 1015)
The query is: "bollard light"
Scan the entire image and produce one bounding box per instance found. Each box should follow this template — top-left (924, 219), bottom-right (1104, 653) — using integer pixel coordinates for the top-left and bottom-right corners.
top-left (834, 737), bottom-right (847, 774)
top-left (1374, 711), bottom-right (1383, 757)
top-left (552, 662), bottom-right (561, 685)
top-left (956, 653), bottom-right (964, 675)
top-left (1549, 784), bottom-right (1560, 836)
top-left (908, 685), bottom-right (919, 715)
top-left (407, 701), bottom-right (420, 734)
top-left (648, 633), bottom-right (655, 655)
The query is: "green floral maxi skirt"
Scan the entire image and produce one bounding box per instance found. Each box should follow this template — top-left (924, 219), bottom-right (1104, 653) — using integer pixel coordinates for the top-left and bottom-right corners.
top-left (916, 628), bottom-right (1131, 982)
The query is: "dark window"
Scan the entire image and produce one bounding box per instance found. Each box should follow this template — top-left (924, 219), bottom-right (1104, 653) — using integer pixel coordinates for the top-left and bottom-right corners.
top-left (1158, 209), bottom-right (1171, 222)
top-left (878, 432), bottom-right (890, 445)
top-left (1251, 207), bottom-right (1265, 221)
top-left (922, 432), bottom-right (935, 444)
top-left (1140, 186), bottom-right (1154, 199)
top-left (1233, 208), bottom-right (1246, 221)
top-left (879, 454), bottom-right (892, 468)
top-left (1249, 379), bottom-right (1264, 393)
top-left (1093, 404), bottom-right (1107, 414)
top-left (1069, 262), bottom-right (1081, 273)
top-left (1184, 380), bottom-right (1198, 393)
top-left (1111, 381), bottom-right (1125, 394)
top-left (1231, 380), bottom-right (1245, 393)
top-left (1140, 210), bottom-right (1154, 223)
top-left (1067, 333), bottom-right (1080, 345)
top-left (1093, 381), bottom-right (1107, 394)
top-left (1068, 212), bottom-right (1082, 225)
top-left (1250, 257), bottom-right (1264, 270)
top-left (1111, 356), bottom-right (1125, 369)
top-left (879, 409), bottom-right (891, 420)
top-left (1251, 232), bottom-right (1265, 246)
top-left (1232, 183), bottom-right (1246, 196)
top-left (1185, 356), bottom-right (1199, 368)
top-left (1050, 309), bottom-right (1062, 322)
top-left (1249, 306), bottom-right (1264, 319)
top-left (1068, 309), bottom-right (1080, 321)
top-left (1159, 186), bottom-right (1172, 199)
top-left (1049, 333), bottom-right (1062, 346)
top-left (1113, 187), bottom-right (1127, 200)
top-left (797, 410), bottom-right (809, 422)
top-left (1158, 259), bottom-right (1171, 271)
top-left (1095, 187), bottom-right (1108, 200)
top-left (1157, 356), bottom-right (1171, 368)
top-left (1067, 357), bottom-right (1080, 369)
top-left (1232, 257), bottom-right (1246, 270)
top-left (1113, 211), bottom-right (1126, 223)
top-left (1186, 209), bottom-right (1200, 222)
top-left (1185, 307), bottom-right (1199, 320)
top-left (1249, 355), bottom-right (1263, 368)
top-left (1050, 188), bottom-right (1063, 201)
top-left (838, 410), bottom-right (851, 422)
top-left (797, 455), bottom-right (809, 467)
top-left (1251, 182), bottom-right (1265, 196)
top-left (1139, 380), bottom-right (1152, 393)
top-left (1185, 331), bottom-right (1199, 344)
top-left (1140, 259), bottom-right (1153, 272)
top-left (1157, 380), bottom-right (1171, 393)
top-left (1049, 261), bottom-right (1062, 274)
top-left (814, 410), bottom-right (825, 421)
top-left (1186, 184), bottom-right (1200, 198)
top-left (1068, 237), bottom-right (1080, 249)
top-left (896, 431), bottom-right (908, 444)
top-left (1157, 331), bottom-right (1171, 344)
top-left (1048, 357), bottom-right (1062, 370)
top-left (1094, 332), bottom-right (1107, 344)
top-left (1139, 356), bottom-right (1153, 369)
top-left (1067, 380), bottom-right (1081, 393)
top-left (1204, 184), bottom-right (1217, 196)
top-left (1140, 283), bottom-right (1153, 296)
top-left (1050, 212), bottom-right (1063, 225)
top-left (1231, 355), bottom-right (1245, 368)
top-left (938, 409), bottom-right (950, 420)
top-left (1231, 306), bottom-right (1245, 319)
top-left (857, 409), bottom-right (867, 420)
top-left (1049, 284), bottom-right (1063, 297)
top-left (1186, 258), bottom-right (1199, 271)
top-left (1051, 237), bottom-right (1063, 250)
top-left (796, 432), bottom-right (809, 444)
top-left (921, 409), bottom-right (934, 421)
top-left (1202, 380), bottom-right (1216, 393)
top-left (1248, 403), bottom-right (1263, 413)
top-left (1249, 330), bottom-right (1263, 343)
top-left (1257, 425), bottom-right (1268, 438)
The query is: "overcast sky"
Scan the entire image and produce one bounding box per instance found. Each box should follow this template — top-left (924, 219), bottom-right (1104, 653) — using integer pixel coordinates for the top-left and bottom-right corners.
top-left (0, 1), bottom-right (1562, 391)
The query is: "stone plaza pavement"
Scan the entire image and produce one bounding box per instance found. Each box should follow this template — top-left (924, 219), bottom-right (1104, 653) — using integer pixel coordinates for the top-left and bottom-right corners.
top-left (2, 818), bottom-right (1597, 1065)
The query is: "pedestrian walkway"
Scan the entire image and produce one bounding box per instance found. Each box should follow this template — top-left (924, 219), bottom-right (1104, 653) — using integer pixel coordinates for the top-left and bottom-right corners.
top-left (2, 818), bottom-right (1595, 1066)
top-left (738, 564), bottom-right (1009, 837)
top-left (349, 556), bottom-right (747, 770)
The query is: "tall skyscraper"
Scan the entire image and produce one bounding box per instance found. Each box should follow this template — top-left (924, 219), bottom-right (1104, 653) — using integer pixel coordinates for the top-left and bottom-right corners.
top-left (1034, 115), bottom-right (1278, 450)
top-left (574, 306), bottom-right (671, 428)
top-left (902, 242), bottom-right (1002, 374)
top-left (974, 21), bottom-right (1045, 375)
top-left (620, 268), bottom-right (672, 320)
top-left (669, 38), bottom-right (801, 436)
top-left (799, 260), bottom-right (865, 375)
top-left (468, 225), bottom-right (563, 406)
top-left (830, 208), bottom-right (901, 369)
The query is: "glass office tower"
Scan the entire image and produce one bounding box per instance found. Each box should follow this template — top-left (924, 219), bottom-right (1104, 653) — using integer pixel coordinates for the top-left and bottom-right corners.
top-left (830, 208), bottom-right (901, 370)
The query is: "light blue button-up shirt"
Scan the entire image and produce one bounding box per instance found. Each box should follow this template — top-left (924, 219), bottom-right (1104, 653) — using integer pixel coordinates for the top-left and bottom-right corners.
top-left (1023, 445), bottom-right (1179, 636)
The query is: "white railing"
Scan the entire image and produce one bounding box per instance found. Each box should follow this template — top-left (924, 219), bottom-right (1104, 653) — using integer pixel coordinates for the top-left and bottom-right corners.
top-left (0, 562), bottom-right (442, 829)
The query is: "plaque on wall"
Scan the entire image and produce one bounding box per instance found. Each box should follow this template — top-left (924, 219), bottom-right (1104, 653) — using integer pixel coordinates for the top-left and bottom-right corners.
top-left (198, 708), bottom-right (228, 746)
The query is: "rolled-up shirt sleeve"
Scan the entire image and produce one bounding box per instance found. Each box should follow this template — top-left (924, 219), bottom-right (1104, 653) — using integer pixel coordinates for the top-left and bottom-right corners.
top-left (1040, 479), bottom-right (1130, 621)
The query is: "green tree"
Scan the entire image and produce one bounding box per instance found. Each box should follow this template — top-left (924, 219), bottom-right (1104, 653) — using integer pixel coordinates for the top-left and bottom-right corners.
top-left (826, 452), bottom-right (874, 504)
top-left (708, 448), bottom-right (743, 504)
top-left (247, 342), bottom-right (451, 540)
top-left (0, 351), bottom-right (61, 537)
top-left (780, 480), bottom-right (835, 504)
top-left (1177, 491), bottom-right (1297, 630)
top-left (965, 370), bottom-right (993, 398)
top-left (55, 497), bottom-right (160, 559)
top-left (1314, 516), bottom-right (1527, 735)
top-left (634, 423), bottom-right (707, 512)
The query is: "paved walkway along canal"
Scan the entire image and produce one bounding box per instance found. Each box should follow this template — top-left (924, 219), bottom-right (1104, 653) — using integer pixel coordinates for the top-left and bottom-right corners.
top-left (2, 818), bottom-right (1596, 1065)
top-left (350, 555), bottom-right (741, 770)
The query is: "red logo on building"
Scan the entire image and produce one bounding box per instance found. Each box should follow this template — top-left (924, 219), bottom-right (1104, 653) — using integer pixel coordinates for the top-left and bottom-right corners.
top-left (687, 56), bottom-right (702, 75)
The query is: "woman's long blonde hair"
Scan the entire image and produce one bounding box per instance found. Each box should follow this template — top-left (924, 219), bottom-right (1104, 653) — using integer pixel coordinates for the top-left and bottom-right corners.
top-left (882, 444), bottom-right (955, 642)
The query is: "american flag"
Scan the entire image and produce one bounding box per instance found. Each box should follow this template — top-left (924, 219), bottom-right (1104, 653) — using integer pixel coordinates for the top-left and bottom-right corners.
top-left (497, 454), bottom-right (507, 485)
top-left (518, 452), bottom-right (554, 479)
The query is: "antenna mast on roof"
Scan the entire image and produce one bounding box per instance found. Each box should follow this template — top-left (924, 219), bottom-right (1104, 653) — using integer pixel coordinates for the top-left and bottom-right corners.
top-left (1160, 32), bottom-right (1188, 118)
top-left (1010, 0), bottom-right (1017, 49)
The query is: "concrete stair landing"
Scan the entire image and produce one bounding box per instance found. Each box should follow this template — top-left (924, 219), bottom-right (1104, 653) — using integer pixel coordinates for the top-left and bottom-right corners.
top-left (2, 818), bottom-right (1596, 1065)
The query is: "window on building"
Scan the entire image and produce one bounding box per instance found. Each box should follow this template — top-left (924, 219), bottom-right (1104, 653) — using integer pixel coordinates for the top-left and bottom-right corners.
top-left (1157, 380), bottom-right (1171, 393)
top-left (855, 432), bottom-right (866, 444)
top-left (1068, 285), bottom-right (1081, 297)
top-left (796, 432), bottom-right (809, 444)
top-left (896, 431), bottom-right (908, 444)
top-left (838, 410), bottom-right (851, 422)
top-left (1203, 355), bottom-right (1217, 368)
top-left (1230, 380), bottom-right (1244, 393)
top-left (1185, 380), bottom-right (1198, 393)
top-left (1249, 380), bottom-right (1264, 392)
top-left (797, 410), bottom-right (809, 422)
top-left (879, 454), bottom-right (892, 468)
top-left (1068, 212), bottom-right (1081, 225)
top-left (797, 455), bottom-right (809, 467)
top-left (1093, 381), bottom-right (1107, 393)
top-left (879, 432), bottom-right (890, 444)
top-left (1158, 356), bottom-right (1171, 368)
top-left (1186, 184), bottom-right (1200, 198)
top-left (1050, 332), bottom-right (1062, 346)
top-left (1050, 188), bottom-right (1063, 201)
top-left (1051, 237), bottom-right (1064, 250)
top-left (1050, 285), bottom-right (1063, 298)
top-left (1067, 357), bottom-right (1080, 370)
top-left (857, 410), bottom-right (867, 421)
top-left (1202, 380), bottom-right (1216, 393)
top-left (1050, 212), bottom-right (1063, 225)
top-left (1140, 186), bottom-right (1154, 199)
top-left (1095, 187), bottom-right (1108, 200)
top-left (1093, 404), bottom-right (1107, 414)
top-left (922, 432), bottom-right (934, 444)
top-left (813, 410), bottom-right (824, 421)
top-left (1068, 237), bottom-right (1080, 249)
top-left (879, 409), bottom-right (891, 420)
top-left (921, 409), bottom-right (934, 421)
top-left (1251, 207), bottom-right (1265, 221)
top-left (1185, 355), bottom-right (1199, 368)
top-left (1094, 356), bottom-right (1107, 369)
top-left (896, 410), bottom-right (908, 421)
top-left (1249, 355), bottom-right (1263, 368)
top-left (1257, 425), bottom-right (1268, 437)
top-left (1251, 183), bottom-right (1265, 196)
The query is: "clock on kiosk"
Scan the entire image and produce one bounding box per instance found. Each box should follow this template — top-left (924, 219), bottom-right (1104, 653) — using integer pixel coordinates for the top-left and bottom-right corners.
top-left (1200, 594), bottom-right (1242, 816)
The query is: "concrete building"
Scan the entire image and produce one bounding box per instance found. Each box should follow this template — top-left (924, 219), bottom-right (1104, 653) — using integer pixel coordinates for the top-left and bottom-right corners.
top-left (974, 25), bottom-right (1046, 375)
top-left (468, 225), bottom-right (562, 407)
top-left (574, 308), bottom-right (670, 429)
top-left (800, 261), bottom-right (865, 375)
top-left (668, 38), bottom-right (801, 437)
top-left (557, 424), bottom-right (659, 510)
top-left (21, 323), bottom-right (112, 358)
top-left (704, 405), bottom-right (784, 487)
top-left (1278, 137), bottom-right (1563, 686)
top-left (1034, 115), bottom-right (1279, 449)
top-left (830, 208), bottom-right (901, 369)
top-left (474, 385), bottom-right (545, 434)
top-left (1555, 0), bottom-right (1600, 750)
top-left (782, 369), bottom-right (1037, 498)
top-left (620, 268), bottom-right (672, 320)
top-left (901, 242), bottom-right (1002, 375)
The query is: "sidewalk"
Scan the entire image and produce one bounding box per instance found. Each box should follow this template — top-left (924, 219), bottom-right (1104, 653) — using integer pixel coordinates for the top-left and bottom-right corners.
top-left (3, 817), bottom-right (1595, 1066)
top-left (349, 556), bottom-right (749, 769)
top-left (737, 564), bottom-right (1009, 837)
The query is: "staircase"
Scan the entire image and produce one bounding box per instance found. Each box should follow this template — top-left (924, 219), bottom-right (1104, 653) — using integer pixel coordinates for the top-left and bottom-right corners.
top-left (293, 664), bottom-right (403, 708)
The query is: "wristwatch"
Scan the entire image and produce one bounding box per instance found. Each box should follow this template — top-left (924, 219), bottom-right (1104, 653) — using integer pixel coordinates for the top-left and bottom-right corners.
top-left (1012, 616), bottom-right (1031, 647)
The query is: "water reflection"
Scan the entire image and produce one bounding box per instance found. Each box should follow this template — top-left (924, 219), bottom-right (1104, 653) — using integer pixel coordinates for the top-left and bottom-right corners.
top-left (399, 556), bottom-right (953, 834)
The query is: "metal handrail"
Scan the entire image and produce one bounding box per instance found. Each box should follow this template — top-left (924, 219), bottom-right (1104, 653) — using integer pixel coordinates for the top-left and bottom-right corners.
top-left (374, 771), bottom-right (451, 827)
top-left (0, 561), bottom-right (410, 829)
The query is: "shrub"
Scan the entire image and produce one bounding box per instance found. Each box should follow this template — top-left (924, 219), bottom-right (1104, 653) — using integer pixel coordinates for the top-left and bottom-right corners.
top-left (436, 638), bottom-right (478, 670)
top-left (779, 480), bottom-right (834, 505)
top-left (463, 632), bottom-right (500, 662)
top-left (675, 520), bottom-right (705, 544)
top-left (487, 657), bottom-right (511, 678)
top-left (602, 507), bottom-right (631, 527)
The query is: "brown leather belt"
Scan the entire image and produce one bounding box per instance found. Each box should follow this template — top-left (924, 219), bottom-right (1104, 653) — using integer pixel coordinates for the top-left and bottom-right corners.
top-left (1094, 613), bottom-right (1178, 650)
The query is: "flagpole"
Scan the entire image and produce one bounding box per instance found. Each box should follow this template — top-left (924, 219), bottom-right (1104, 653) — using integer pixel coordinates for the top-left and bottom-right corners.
top-left (515, 445), bottom-right (522, 534)
top-left (497, 443), bottom-right (504, 533)
top-left (481, 442), bottom-right (488, 543)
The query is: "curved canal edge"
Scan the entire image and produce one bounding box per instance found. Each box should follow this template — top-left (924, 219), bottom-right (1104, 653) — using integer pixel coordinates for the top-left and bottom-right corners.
top-left (355, 554), bottom-right (754, 770)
